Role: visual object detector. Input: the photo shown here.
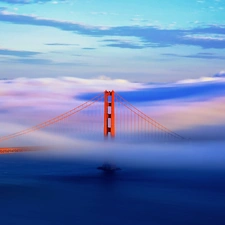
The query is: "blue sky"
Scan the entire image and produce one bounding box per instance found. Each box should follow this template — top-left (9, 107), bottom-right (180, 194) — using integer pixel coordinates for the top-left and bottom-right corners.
top-left (0, 0), bottom-right (225, 82)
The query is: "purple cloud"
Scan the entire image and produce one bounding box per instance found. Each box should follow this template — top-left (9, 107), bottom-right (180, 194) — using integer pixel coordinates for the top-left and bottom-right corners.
top-left (214, 71), bottom-right (225, 78)
top-left (78, 77), bottom-right (225, 103)
top-left (1, 76), bottom-right (225, 141)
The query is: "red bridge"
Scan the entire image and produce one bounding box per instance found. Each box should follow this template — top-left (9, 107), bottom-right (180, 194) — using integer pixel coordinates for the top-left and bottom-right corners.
top-left (0, 90), bottom-right (185, 154)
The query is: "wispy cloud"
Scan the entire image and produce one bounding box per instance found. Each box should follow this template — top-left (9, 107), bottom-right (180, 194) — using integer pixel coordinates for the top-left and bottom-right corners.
top-left (130, 18), bottom-right (149, 23)
top-left (102, 39), bottom-right (144, 49)
top-left (2, 57), bottom-right (88, 65)
top-left (82, 47), bottom-right (96, 50)
top-left (10, 58), bottom-right (53, 64)
top-left (162, 52), bottom-right (225, 60)
top-left (45, 43), bottom-right (79, 46)
top-left (90, 11), bottom-right (108, 16)
top-left (1, 10), bottom-right (225, 49)
top-left (0, 48), bottom-right (40, 57)
top-left (0, 0), bottom-right (65, 4)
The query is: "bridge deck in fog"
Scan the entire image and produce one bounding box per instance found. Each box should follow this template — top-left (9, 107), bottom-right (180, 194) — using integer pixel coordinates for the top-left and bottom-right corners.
top-left (0, 146), bottom-right (44, 154)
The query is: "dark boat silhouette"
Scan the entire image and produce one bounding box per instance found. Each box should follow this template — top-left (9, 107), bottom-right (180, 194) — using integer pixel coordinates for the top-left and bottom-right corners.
top-left (97, 163), bottom-right (121, 172)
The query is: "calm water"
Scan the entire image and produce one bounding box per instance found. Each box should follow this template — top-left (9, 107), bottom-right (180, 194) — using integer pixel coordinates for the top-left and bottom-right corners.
top-left (0, 149), bottom-right (225, 225)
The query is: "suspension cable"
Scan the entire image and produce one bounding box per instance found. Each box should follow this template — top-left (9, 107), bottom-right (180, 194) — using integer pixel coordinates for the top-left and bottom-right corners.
top-left (0, 93), bottom-right (104, 142)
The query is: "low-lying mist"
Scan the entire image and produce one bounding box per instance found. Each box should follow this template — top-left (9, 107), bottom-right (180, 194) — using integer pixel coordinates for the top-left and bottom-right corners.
top-left (25, 139), bottom-right (225, 171)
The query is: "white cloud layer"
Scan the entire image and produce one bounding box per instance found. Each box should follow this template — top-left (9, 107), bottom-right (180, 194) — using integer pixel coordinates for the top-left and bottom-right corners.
top-left (1, 75), bottom-right (225, 144)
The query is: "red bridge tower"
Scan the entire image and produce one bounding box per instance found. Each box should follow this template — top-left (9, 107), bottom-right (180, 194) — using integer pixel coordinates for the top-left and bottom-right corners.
top-left (104, 90), bottom-right (115, 137)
